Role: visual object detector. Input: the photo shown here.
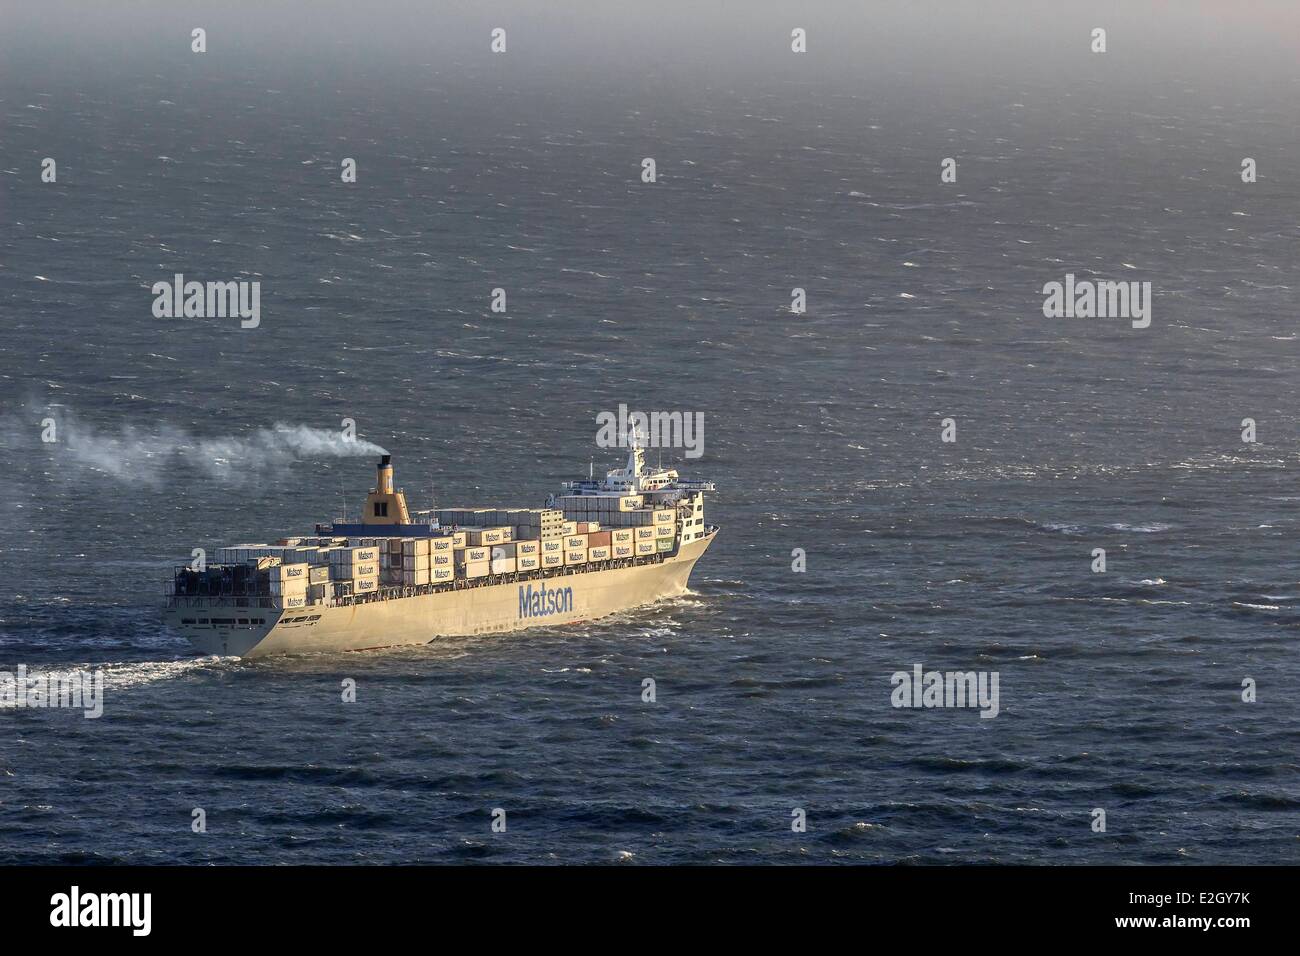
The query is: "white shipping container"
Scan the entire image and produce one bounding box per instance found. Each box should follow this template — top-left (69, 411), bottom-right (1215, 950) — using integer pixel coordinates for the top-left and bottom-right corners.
top-left (430, 537), bottom-right (454, 553)
top-left (431, 566), bottom-right (454, 582)
top-left (613, 543), bottom-right (634, 559)
top-left (611, 529), bottom-right (634, 545)
top-left (493, 541), bottom-right (540, 556)
top-left (516, 555), bottom-right (540, 572)
top-left (467, 527), bottom-right (512, 546)
top-left (402, 538), bottom-right (431, 557)
top-left (432, 552), bottom-right (452, 567)
top-left (272, 563), bottom-right (310, 582)
top-left (402, 554), bottom-right (431, 571)
top-left (542, 552), bottom-right (564, 568)
top-left (541, 538), bottom-right (564, 555)
top-left (588, 545), bottom-right (610, 561)
top-left (635, 526), bottom-right (656, 541)
top-left (276, 594), bottom-right (308, 609)
top-left (402, 568), bottom-right (430, 587)
top-left (490, 557), bottom-right (516, 575)
top-left (635, 540), bottom-right (656, 556)
top-left (456, 546), bottom-right (490, 564)
top-left (354, 577), bottom-right (379, 593)
top-left (331, 546), bottom-right (379, 564)
top-left (564, 549), bottom-right (588, 565)
top-left (461, 560), bottom-right (490, 579)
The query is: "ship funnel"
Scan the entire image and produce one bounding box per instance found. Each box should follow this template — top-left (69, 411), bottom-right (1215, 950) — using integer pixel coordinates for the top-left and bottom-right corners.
top-left (363, 453), bottom-right (410, 524)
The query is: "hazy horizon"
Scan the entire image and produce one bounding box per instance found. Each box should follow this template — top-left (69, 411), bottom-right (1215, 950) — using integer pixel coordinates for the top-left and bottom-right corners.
top-left (4, 1), bottom-right (1300, 96)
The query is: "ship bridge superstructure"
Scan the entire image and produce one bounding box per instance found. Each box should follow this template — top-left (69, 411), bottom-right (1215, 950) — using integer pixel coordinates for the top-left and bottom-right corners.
top-left (557, 424), bottom-right (714, 500)
top-left (551, 424), bottom-right (714, 546)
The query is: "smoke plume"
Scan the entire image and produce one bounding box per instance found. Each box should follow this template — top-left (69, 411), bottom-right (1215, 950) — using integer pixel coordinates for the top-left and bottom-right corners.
top-left (3, 407), bottom-right (388, 488)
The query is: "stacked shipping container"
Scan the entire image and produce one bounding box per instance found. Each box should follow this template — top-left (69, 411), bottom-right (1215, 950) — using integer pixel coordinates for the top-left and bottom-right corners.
top-left (186, 502), bottom-right (679, 610)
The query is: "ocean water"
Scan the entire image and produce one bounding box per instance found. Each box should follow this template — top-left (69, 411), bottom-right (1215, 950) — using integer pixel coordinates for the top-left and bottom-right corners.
top-left (1, 6), bottom-right (1298, 864)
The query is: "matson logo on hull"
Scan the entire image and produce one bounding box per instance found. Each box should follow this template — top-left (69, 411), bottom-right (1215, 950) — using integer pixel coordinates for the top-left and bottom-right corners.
top-left (519, 583), bottom-right (574, 619)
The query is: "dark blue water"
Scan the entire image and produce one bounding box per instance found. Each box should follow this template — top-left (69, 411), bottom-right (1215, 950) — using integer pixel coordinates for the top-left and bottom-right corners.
top-left (1, 6), bottom-right (1298, 863)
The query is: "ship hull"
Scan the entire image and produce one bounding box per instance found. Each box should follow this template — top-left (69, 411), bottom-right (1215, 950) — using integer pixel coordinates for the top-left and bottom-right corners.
top-left (166, 531), bottom-right (714, 658)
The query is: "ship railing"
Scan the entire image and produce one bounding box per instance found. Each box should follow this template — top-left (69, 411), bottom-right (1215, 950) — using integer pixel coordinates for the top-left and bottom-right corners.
top-left (165, 594), bottom-right (280, 611)
top-left (671, 479), bottom-right (715, 491)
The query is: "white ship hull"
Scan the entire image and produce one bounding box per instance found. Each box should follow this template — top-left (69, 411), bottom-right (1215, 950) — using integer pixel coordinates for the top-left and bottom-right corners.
top-left (166, 531), bottom-right (715, 658)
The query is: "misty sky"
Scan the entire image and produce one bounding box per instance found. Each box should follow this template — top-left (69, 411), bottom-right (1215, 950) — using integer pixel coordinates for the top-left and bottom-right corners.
top-left (3, 1), bottom-right (1299, 102)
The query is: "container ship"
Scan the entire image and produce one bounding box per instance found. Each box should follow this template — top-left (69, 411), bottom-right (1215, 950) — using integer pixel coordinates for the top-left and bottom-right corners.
top-left (164, 432), bottom-right (717, 657)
